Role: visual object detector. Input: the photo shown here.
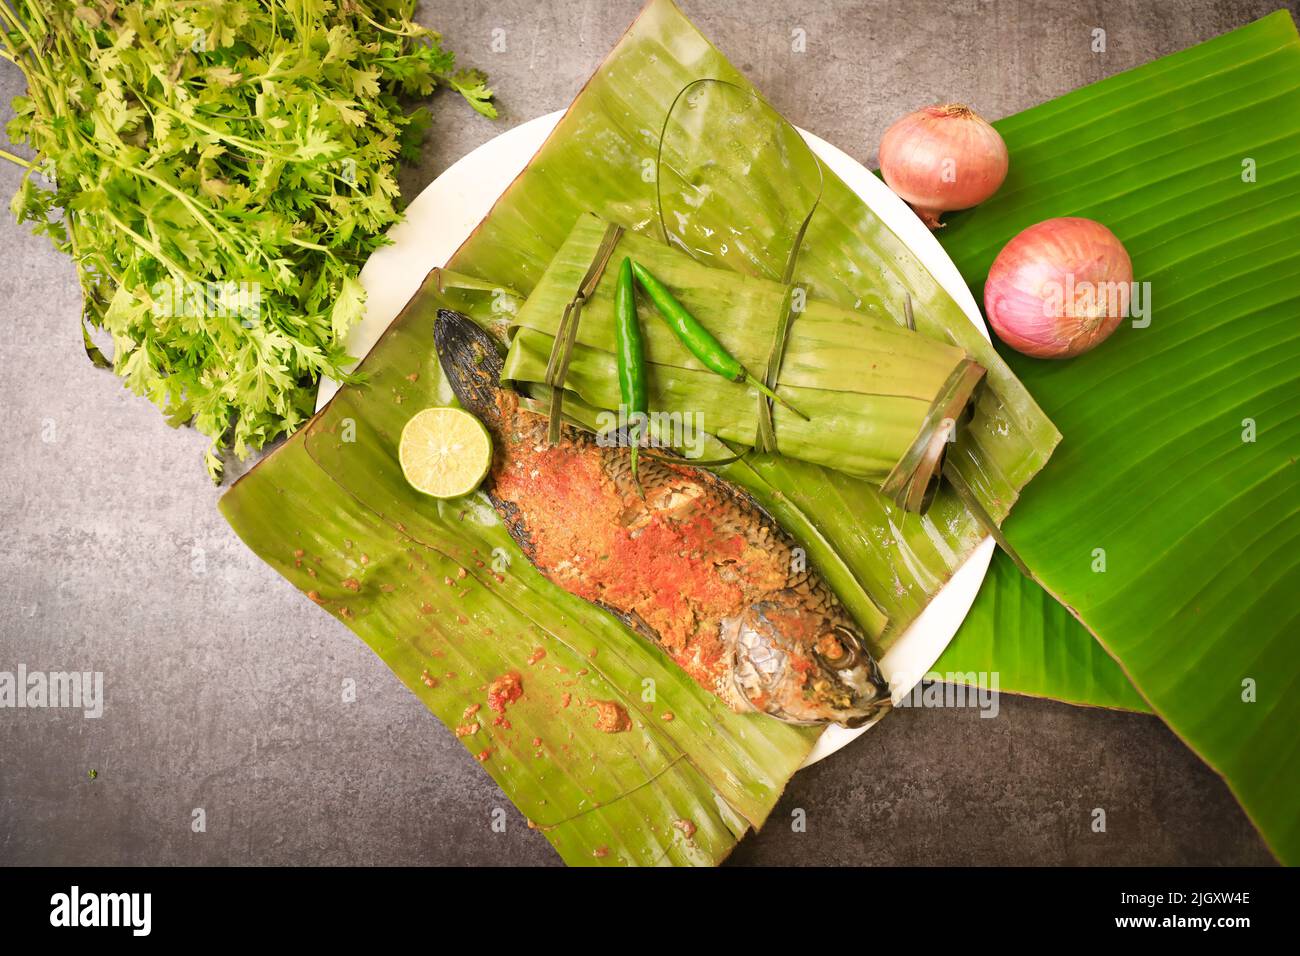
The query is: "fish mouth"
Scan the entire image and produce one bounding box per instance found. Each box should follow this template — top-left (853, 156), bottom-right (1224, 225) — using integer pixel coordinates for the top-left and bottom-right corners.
top-left (725, 603), bottom-right (891, 727)
top-left (816, 624), bottom-right (892, 722)
top-left (817, 626), bottom-right (892, 728)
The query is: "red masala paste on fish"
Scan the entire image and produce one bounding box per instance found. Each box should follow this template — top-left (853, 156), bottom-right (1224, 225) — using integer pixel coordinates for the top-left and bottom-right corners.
top-left (490, 402), bottom-right (789, 691)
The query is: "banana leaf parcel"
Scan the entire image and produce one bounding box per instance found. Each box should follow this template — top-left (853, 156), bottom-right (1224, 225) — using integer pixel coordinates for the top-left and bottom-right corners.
top-left (504, 214), bottom-right (986, 504)
top-left (221, 0), bottom-right (1062, 864)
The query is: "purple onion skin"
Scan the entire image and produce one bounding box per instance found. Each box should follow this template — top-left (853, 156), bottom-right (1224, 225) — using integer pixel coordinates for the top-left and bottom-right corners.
top-left (879, 104), bottom-right (1009, 229)
top-left (984, 217), bottom-right (1133, 359)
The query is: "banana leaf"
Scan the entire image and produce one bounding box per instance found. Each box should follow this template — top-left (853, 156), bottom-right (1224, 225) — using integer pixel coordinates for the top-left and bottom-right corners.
top-left (221, 275), bottom-right (820, 866)
top-left (936, 551), bottom-right (1150, 713)
top-left (221, 0), bottom-right (1062, 865)
top-left (504, 213), bottom-right (985, 496)
top-left (935, 9), bottom-right (1300, 864)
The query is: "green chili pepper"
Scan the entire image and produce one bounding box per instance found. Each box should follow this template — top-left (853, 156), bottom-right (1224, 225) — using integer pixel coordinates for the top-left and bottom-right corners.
top-left (629, 260), bottom-right (809, 421)
top-left (614, 257), bottom-right (647, 491)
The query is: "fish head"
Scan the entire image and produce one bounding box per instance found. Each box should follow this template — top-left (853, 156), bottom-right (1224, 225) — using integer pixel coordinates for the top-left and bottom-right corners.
top-left (725, 599), bottom-right (890, 727)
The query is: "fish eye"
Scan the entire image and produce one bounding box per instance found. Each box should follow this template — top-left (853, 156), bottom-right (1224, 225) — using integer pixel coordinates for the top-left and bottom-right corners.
top-left (813, 625), bottom-right (862, 669)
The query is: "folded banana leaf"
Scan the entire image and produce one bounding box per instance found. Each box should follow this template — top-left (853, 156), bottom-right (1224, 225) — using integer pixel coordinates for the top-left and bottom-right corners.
top-left (221, 0), bottom-right (1061, 865)
top-left (934, 9), bottom-right (1300, 864)
top-left (503, 214), bottom-right (985, 500)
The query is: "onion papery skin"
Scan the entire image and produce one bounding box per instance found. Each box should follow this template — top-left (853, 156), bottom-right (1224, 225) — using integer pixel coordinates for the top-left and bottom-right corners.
top-left (879, 104), bottom-right (1009, 228)
top-left (984, 217), bottom-right (1133, 360)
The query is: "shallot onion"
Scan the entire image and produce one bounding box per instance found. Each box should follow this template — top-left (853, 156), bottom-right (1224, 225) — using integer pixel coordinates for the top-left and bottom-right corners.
top-left (984, 217), bottom-right (1133, 359)
top-left (879, 104), bottom-right (1009, 228)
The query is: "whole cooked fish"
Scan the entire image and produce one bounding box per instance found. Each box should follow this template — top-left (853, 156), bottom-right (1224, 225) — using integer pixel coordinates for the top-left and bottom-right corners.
top-left (434, 309), bottom-right (890, 727)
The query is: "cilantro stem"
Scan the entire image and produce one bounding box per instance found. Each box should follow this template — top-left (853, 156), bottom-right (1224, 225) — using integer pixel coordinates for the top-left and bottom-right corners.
top-left (346, 7), bottom-right (428, 38)
top-left (0, 3), bottom-right (47, 74)
top-left (0, 147), bottom-right (31, 168)
top-left (100, 208), bottom-right (192, 280)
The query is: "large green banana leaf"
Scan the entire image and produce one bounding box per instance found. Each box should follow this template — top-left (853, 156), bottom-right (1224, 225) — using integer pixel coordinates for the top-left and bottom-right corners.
top-left (221, 0), bottom-right (1061, 865)
top-left (935, 9), bottom-right (1300, 864)
top-left (936, 551), bottom-right (1150, 713)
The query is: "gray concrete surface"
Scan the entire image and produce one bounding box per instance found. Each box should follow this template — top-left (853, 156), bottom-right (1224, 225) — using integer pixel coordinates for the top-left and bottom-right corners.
top-left (0, 0), bottom-right (1286, 866)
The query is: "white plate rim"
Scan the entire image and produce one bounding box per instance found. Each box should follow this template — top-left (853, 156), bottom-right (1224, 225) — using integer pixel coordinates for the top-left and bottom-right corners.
top-left (318, 111), bottom-right (994, 769)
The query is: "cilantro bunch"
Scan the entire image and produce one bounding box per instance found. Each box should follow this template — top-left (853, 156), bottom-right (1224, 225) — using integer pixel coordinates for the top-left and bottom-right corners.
top-left (0, 0), bottom-right (495, 478)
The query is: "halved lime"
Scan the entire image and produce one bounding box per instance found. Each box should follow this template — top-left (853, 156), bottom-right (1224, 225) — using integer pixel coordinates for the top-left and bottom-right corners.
top-left (399, 407), bottom-right (492, 499)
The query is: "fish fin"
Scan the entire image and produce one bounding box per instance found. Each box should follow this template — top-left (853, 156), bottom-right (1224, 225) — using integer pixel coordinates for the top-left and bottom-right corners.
top-left (605, 604), bottom-right (660, 648)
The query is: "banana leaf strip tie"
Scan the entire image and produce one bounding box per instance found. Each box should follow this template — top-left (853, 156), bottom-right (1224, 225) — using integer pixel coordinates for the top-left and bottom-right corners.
top-left (506, 214), bottom-right (988, 509)
top-left (655, 77), bottom-right (825, 456)
top-left (752, 282), bottom-right (803, 454)
top-left (941, 458), bottom-right (1034, 579)
top-left (519, 389), bottom-right (749, 467)
top-left (542, 220), bottom-right (625, 443)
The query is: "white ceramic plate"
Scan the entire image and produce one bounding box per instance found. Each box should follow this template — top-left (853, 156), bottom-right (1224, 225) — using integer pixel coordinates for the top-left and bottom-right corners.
top-left (318, 112), bottom-right (995, 768)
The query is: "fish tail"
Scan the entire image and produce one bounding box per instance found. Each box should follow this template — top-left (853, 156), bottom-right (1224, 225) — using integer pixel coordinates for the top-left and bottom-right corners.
top-left (434, 309), bottom-right (505, 427)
